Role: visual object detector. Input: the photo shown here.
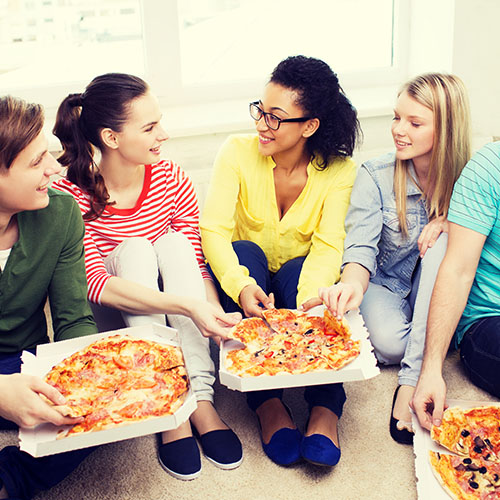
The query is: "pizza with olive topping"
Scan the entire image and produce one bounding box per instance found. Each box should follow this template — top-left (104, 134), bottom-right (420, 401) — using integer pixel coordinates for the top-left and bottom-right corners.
top-left (224, 308), bottom-right (360, 377)
top-left (429, 451), bottom-right (500, 499)
top-left (429, 405), bottom-right (500, 499)
top-left (431, 406), bottom-right (500, 462)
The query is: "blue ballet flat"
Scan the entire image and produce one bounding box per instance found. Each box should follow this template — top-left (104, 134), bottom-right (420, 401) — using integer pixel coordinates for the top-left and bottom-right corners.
top-left (300, 434), bottom-right (341, 467)
top-left (256, 402), bottom-right (302, 465)
top-left (262, 427), bottom-right (302, 466)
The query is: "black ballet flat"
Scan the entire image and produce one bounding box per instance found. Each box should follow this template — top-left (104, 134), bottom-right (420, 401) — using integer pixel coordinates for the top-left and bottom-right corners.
top-left (389, 385), bottom-right (414, 445)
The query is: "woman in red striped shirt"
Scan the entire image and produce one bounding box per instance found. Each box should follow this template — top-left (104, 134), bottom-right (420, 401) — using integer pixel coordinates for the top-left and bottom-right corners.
top-left (52, 73), bottom-right (242, 480)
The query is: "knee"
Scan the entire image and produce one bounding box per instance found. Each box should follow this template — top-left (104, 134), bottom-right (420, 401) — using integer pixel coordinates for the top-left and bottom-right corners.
top-left (369, 329), bottom-right (406, 365)
top-left (155, 233), bottom-right (198, 266)
top-left (232, 240), bottom-right (267, 263)
top-left (160, 231), bottom-right (191, 247)
top-left (118, 237), bottom-right (155, 257)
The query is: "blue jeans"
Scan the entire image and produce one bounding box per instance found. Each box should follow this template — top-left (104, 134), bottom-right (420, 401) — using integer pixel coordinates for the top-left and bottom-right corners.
top-left (0, 351), bottom-right (95, 500)
top-left (360, 233), bottom-right (448, 387)
top-left (209, 240), bottom-right (346, 418)
top-left (460, 316), bottom-right (500, 398)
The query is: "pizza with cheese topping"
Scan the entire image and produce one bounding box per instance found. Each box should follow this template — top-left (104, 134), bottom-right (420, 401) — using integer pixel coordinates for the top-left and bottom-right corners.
top-left (429, 405), bottom-right (500, 499)
top-left (44, 335), bottom-right (189, 438)
top-left (224, 308), bottom-right (360, 377)
top-left (430, 451), bottom-right (500, 499)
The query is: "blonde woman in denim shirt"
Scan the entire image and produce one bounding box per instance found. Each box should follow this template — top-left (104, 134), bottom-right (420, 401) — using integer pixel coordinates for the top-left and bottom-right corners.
top-left (306, 74), bottom-right (471, 444)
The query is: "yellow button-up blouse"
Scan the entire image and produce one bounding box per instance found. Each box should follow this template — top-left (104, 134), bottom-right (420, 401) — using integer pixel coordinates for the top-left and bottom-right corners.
top-left (200, 134), bottom-right (356, 307)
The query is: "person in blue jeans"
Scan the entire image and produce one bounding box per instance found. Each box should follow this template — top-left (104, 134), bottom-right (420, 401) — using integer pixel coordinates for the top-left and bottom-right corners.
top-left (412, 142), bottom-right (500, 430)
top-left (309, 74), bottom-right (472, 445)
top-left (202, 56), bottom-right (361, 467)
top-left (0, 95), bottom-right (98, 500)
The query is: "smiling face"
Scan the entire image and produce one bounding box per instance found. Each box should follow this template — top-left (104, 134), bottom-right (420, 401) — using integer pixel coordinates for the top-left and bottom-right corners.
top-left (254, 82), bottom-right (315, 159)
top-left (391, 91), bottom-right (435, 169)
top-left (108, 91), bottom-right (169, 166)
top-left (0, 131), bottom-right (61, 217)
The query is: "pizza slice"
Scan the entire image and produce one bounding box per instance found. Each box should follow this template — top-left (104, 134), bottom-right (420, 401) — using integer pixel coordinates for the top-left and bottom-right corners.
top-left (429, 450), bottom-right (500, 499)
top-left (261, 308), bottom-right (314, 336)
top-left (431, 406), bottom-right (500, 462)
top-left (227, 317), bottom-right (275, 349)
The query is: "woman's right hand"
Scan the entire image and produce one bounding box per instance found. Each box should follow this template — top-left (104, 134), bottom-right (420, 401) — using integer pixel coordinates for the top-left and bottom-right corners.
top-left (239, 284), bottom-right (274, 318)
top-left (318, 282), bottom-right (364, 318)
top-left (188, 300), bottom-right (242, 341)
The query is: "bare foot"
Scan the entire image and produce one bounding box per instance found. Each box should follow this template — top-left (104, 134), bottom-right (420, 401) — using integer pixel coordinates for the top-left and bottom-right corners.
top-left (393, 385), bottom-right (415, 428)
top-left (190, 400), bottom-right (228, 435)
top-left (0, 485), bottom-right (7, 500)
top-left (161, 401), bottom-right (229, 444)
top-left (160, 420), bottom-right (192, 444)
top-left (255, 398), bottom-right (295, 444)
top-left (305, 406), bottom-right (339, 447)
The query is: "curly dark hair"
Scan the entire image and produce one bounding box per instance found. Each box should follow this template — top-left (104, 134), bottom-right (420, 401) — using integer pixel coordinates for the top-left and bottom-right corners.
top-left (270, 55), bottom-right (361, 169)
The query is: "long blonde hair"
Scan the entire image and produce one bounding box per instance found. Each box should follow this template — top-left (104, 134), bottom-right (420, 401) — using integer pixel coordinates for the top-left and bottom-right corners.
top-left (394, 73), bottom-right (471, 235)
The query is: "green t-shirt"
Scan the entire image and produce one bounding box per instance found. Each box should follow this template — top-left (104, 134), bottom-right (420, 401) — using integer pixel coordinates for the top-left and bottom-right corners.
top-left (0, 188), bottom-right (97, 353)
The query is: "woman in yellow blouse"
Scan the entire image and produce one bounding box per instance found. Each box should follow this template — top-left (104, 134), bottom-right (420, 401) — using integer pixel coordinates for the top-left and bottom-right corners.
top-left (201, 55), bottom-right (361, 467)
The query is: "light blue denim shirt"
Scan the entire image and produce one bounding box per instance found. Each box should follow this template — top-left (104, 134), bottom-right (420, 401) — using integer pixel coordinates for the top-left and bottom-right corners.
top-left (342, 152), bottom-right (428, 297)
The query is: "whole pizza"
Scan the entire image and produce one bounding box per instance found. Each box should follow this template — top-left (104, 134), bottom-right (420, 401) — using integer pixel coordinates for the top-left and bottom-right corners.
top-left (44, 335), bottom-right (189, 438)
top-left (429, 405), bottom-right (500, 499)
top-left (224, 308), bottom-right (360, 377)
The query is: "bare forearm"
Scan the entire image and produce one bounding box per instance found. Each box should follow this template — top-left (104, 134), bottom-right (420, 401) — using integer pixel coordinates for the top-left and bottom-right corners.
top-left (422, 263), bottom-right (475, 372)
top-left (99, 276), bottom-right (194, 317)
top-left (341, 262), bottom-right (370, 293)
top-left (204, 279), bottom-right (221, 307)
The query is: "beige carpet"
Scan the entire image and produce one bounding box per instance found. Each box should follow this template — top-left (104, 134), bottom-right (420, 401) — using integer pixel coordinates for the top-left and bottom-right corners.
top-left (0, 349), bottom-right (494, 500)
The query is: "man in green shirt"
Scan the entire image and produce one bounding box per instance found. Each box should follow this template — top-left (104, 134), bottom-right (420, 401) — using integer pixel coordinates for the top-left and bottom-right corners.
top-left (0, 96), bottom-right (97, 500)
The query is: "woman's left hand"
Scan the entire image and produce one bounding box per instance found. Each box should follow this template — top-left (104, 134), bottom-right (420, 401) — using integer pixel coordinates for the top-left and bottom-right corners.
top-left (418, 216), bottom-right (449, 257)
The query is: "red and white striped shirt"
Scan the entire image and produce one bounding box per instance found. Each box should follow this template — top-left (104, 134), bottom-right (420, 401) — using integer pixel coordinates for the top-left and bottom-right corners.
top-left (53, 160), bottom-right (210, 304)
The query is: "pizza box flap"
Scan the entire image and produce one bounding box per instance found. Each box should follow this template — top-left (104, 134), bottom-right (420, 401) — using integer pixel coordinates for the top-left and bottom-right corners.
top-left (412, 398), bottom-right (500, 499)
top-left (219, 306), bottom-right (380, 392)
top-left (19, 323), bottom-right (196, 458)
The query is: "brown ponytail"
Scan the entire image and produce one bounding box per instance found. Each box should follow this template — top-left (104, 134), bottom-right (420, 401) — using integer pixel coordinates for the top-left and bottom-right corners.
top-left (53, 73), bottom-right (148, 220)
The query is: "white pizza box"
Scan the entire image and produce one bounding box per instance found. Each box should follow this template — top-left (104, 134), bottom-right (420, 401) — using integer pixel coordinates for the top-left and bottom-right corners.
top-left (219, 306), bottom-right (380, 392)
top-left (19, 323), bottom-right (196, 458)
top-left (412, 398), bottom-right (500, 499)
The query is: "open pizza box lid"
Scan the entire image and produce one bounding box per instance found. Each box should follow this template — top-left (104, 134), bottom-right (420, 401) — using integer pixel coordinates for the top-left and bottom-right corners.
top-left (219, 306), bottom-right (380, 392)
top-left (19, 323), bottom-right (196, 458)
top-left (412, 398), bottom-right (500, 499)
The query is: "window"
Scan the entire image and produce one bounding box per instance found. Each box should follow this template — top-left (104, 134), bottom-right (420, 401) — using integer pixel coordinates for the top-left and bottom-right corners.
top-left (1, 0), bottom-right (410, 121)
top-left (0, 0), bottom-right (144, 107)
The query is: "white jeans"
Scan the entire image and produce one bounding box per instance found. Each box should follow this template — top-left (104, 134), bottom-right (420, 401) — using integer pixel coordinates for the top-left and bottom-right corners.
top-left (360, 233), bottom-right (448, 387)
top-left (90, 233), bottom-right (215, 402)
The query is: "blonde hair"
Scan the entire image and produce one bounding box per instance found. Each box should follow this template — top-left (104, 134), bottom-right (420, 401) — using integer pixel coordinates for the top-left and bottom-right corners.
top-left (394, 73), bottom-right (471, 235)
top-left (0, 95), bottom-right (44, 170)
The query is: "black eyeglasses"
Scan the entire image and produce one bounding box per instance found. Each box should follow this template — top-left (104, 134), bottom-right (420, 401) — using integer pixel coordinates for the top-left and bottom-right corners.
top-left (249, 101), bottom-right (312, 130)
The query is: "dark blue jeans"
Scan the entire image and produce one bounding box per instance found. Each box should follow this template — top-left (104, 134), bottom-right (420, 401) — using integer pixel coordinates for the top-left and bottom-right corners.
top-left (209, 240), bottom-right (346, 418)
top-left (460, 315), bottom-right (500, 398)
top-left (0, 351), bottom-right (95, 500)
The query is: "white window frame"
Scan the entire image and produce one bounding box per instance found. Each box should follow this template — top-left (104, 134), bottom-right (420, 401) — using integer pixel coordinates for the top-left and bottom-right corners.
top-left (5, 0), bottom-right (457, 141)
top-left (146, 0), bottom-right (411, 107)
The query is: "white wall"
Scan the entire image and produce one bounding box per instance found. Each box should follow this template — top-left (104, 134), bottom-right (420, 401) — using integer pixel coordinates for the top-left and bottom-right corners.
top-left (452, 0), bottom-right (500, 139)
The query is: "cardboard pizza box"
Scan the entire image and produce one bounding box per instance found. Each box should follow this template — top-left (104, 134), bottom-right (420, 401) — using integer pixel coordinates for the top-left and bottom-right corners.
top-left (19, 323), bottom-right (196, 458)
top-left (219, 306), bottom-right (380, 392)
top-left (412, 398), bottom-right (500, 499)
